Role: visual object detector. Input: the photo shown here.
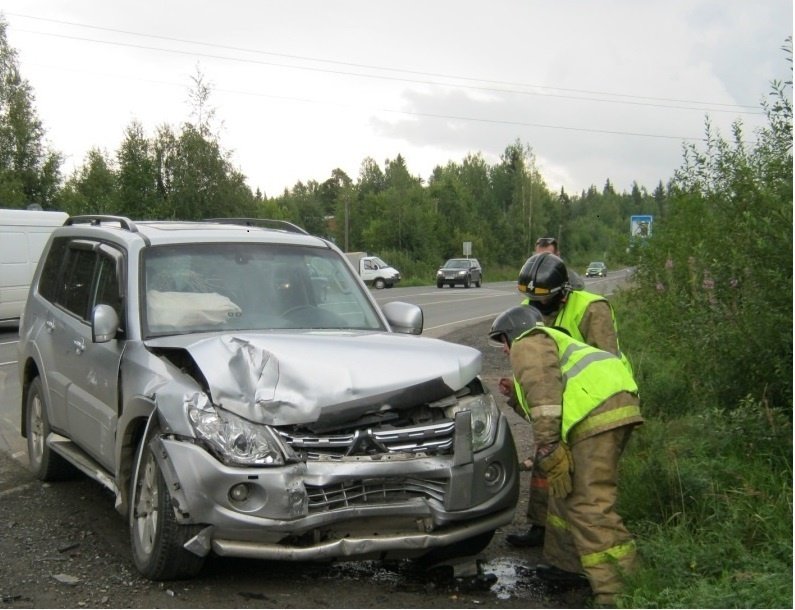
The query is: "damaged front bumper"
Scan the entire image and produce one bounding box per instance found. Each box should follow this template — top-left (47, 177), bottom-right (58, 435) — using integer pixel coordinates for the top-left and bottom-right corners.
top-left (153, 414), bottom-right (519, 561)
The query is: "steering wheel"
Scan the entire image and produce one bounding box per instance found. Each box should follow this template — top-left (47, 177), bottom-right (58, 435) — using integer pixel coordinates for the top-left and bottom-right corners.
top-left (281, 304), bottom-right (317, 320)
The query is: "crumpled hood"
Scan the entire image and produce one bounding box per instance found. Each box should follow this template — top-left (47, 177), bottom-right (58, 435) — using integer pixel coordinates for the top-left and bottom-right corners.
top-left (146, 331), bottom-right (482, 427)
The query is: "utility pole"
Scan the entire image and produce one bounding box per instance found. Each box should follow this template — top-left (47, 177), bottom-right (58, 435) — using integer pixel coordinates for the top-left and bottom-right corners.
top-left (344, 194), bottom-right (349, 252)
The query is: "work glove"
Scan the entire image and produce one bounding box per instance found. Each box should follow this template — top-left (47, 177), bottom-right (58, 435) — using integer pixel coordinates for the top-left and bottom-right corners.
top-left (538, 443), bottom-right (574, 498)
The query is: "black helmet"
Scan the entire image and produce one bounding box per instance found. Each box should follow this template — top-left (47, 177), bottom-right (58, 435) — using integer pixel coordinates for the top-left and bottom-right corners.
top-left (488, 306), bottom-right (544, 347)
top-left (517, 253), bottom-right (569, 300)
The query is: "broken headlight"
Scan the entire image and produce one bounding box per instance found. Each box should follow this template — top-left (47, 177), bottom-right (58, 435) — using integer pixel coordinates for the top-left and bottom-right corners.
top-left (444, 393), bottom-right (499, 452)
top-left (187, 393), bottom-right (286, 466)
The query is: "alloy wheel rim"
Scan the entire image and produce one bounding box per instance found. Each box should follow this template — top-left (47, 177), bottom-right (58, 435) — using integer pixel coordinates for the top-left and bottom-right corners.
top-left (29, 394), bottom-right (44, 465)
top-left (133, 452), bottom-right (159, 555)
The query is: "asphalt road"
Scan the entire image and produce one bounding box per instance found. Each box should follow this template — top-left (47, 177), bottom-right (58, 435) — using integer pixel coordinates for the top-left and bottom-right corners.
top-left (369, 273), bottom-right (623, 338)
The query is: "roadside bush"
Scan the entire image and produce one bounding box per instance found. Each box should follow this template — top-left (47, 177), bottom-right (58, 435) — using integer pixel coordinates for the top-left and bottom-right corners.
top-left (618, 401), bottom-right (792, 608)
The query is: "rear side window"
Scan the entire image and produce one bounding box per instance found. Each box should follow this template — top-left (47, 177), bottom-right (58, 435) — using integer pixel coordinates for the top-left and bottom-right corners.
top-left (38, 238), bottom-right (125, 325)
top-left (38, 237), bottom-right (69, 302)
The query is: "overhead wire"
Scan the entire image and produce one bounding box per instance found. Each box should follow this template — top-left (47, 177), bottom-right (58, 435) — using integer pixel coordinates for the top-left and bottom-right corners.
top-left (5, 11), bottom-right (764, 116)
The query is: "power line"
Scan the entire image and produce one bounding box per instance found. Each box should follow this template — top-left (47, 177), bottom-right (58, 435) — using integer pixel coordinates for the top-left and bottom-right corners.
top-left (18, 60), bottom-right (709, 143)
top-left (6, 11), bottom-right (764, 115)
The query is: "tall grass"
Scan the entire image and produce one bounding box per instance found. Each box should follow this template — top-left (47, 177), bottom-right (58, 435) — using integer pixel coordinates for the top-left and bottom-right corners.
top-left (617, 405), bottom-right (792, 608)
top-left (612, 286), bottom-right (793, 608)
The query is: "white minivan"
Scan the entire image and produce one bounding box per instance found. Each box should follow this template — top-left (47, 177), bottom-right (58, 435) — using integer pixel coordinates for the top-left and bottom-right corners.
top-left (0, 208), bottom-right (68, 323)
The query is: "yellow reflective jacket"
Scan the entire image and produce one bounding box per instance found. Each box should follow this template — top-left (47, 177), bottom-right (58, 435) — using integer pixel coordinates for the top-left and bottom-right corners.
top-left (513, 326), bottom-right (641, 443)
top-left (523, 289), bottom-right (633, 374)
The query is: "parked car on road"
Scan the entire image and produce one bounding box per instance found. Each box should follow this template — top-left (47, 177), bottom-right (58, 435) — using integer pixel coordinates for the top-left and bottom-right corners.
top-left (585, 261), bottom-right (608, 277)
top-left (436, 258), bottom-right (482, 288)
top-left (17, 216), bottom-right (518, 580)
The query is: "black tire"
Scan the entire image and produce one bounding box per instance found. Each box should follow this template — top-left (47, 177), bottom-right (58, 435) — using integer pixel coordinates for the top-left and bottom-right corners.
top-left (419, 530), bottom-right (495, 565)
top-left (130, 429), bottom-right (205, 580)
top-left (437, 281), bottom-right (444, 289)
top-left (463, 276), bottom-right (471, 289)
top-left (25, 377), bottom-right (73, 481)
top-left (374, 278), bottom-right (386, 290)
top-left (475, 276), bottom-right (482, 288)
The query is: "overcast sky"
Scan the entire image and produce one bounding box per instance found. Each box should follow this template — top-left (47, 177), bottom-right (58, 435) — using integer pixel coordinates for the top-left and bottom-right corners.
top-left (2, 1), bottom-right (791, 198)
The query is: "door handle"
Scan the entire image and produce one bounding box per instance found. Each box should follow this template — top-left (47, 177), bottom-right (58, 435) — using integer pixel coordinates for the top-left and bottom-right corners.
top-left (73, 338), bottom-right (86, 354)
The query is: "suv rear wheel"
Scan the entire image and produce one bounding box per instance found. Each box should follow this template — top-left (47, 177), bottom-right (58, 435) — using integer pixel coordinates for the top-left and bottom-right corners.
top-left (130, 428), bottom-right (205, 580)
top-left (25, 377), bottom-right (73, 480)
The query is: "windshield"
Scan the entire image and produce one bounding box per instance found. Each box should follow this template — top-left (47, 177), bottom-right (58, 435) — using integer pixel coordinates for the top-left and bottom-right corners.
top-left (444, 259), bottom-right (470, 268)
top-left (142, 243), bottom-right (385, 337)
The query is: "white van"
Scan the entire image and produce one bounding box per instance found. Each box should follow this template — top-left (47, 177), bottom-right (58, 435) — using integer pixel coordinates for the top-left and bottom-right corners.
top-left (0, 208), bottom-right (68, 323)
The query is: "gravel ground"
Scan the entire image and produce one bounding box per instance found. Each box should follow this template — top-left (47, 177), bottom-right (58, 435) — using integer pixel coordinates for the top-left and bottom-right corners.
top-left (0, 320), bottom-right (592, 609)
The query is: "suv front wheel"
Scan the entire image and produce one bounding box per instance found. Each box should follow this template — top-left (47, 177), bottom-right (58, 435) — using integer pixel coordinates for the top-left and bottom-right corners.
top-left (130, 428), bottom-right (205, 580)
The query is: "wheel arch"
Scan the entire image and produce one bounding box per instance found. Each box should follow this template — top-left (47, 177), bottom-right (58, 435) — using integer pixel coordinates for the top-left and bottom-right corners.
top-left (19, 357), bottom-right (41, 438)
top-left (116, 401), bottom-right (157, 516)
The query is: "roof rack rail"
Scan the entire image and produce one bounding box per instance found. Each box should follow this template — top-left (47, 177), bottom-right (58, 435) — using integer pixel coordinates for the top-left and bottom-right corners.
top-left (205, 217), bottom-right (308, 235)
top-left (66, 215), bottom-right (138, 232)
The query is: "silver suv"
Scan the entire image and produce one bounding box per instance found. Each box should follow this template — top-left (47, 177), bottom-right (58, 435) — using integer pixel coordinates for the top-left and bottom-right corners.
top-left (17, 216), bottom-right (518, 580)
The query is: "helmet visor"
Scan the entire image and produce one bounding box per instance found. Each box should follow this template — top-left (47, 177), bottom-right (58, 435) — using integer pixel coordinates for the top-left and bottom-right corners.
top-left (488, 331), bottom-right (508, 348)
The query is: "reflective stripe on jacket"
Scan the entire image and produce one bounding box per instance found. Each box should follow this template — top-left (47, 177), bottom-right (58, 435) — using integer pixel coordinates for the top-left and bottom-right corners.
top-left (513, 326), bottom-right (639, 442)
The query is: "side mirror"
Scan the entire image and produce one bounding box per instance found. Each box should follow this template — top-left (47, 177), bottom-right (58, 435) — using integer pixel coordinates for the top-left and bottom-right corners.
top-left (92, 304), bottom-right (120, 343)
top-left (381, 301), bottom-right (423, 335)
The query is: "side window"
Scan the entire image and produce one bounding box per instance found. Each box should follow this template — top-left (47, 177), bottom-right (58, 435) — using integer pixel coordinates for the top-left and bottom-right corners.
top-left (38, 237), bottom-right (69, 302)
top-left (59, 247), bottom-right (97, 320)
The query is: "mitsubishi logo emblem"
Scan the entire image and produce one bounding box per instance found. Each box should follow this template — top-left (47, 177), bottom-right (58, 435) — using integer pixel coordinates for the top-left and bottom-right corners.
top-left (346, 429), bottom-right (388, 455)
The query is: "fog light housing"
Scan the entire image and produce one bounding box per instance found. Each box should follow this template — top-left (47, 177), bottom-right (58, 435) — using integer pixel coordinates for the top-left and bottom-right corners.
top-left (483, 462), bottom-right (503, 486)
top-left (229, 483), bottom-right (250, 502)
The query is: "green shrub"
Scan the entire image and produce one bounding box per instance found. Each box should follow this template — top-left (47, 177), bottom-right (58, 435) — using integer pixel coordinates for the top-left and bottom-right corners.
top-left (617, 400), bottom-right (793, 608)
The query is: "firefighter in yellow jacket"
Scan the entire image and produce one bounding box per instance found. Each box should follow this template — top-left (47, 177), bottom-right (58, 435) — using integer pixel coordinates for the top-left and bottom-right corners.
top-left (502, 252), bottom-right (632, 548)
top-left (518, 252), bottom-right (632, 373)
top-left (489, 305), bottom-right (643, 606)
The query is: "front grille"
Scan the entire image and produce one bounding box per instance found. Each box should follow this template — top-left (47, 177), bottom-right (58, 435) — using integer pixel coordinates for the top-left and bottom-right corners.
top-left (306, 476), bottom-right (447, 512)
top-left (279, 420), bottom-right (455, 459)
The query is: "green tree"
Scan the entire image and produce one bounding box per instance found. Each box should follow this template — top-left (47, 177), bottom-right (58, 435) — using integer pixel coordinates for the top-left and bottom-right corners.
top-left (116, 121), bottom-right (159, 218)
top-left (57, 148), bottom-right (116, 215)
top-left (0, 17), bottom-right (61, 207)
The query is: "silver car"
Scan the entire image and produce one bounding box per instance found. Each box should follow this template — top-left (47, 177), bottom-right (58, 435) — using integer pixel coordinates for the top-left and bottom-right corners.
top-left (436, 258), bottom-right (482, 288)
top-left (18, 216), bottom-right (518, 580)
